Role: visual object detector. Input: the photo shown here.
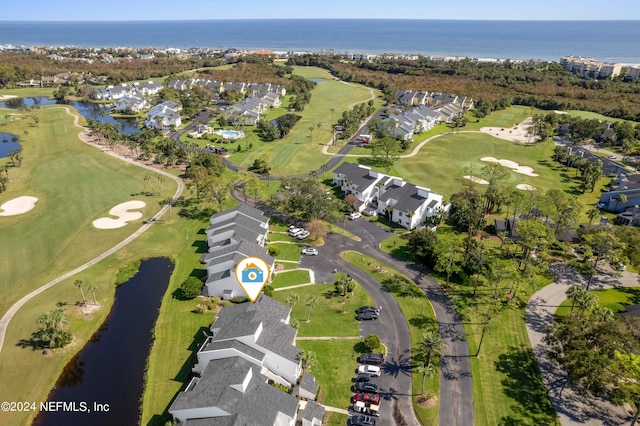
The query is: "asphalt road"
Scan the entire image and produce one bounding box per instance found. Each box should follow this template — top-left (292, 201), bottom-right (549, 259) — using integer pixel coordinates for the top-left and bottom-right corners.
top-left (301, 217), bottom-right (474, 426)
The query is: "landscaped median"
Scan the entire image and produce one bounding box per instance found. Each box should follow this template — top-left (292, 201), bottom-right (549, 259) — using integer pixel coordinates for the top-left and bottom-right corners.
top-left (340, 250), bottom-right (439, 426)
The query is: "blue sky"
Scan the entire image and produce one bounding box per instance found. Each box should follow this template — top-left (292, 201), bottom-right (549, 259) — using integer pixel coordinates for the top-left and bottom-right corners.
top-left (3, 0), bottom-right (640, 21)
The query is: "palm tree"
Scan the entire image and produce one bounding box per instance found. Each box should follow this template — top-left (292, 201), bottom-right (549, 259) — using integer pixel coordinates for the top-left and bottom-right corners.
top-left (298, 350), bottom-right (317, 372)
top-left (587, 207), bottom-right (601, 224)
top-left (87, 286), bottom-right (98, 305)
top-left (615, 193), bottom-right (628, 211)
top-left (414, 363), bottom-right (435, 395)
top-left (416, 330), bottom-right (442, 368)
top-left (575, 291), bottom-right (598, 315)
top-left (285, 293), bottom-right (299, 307)
top-left (566, 285), bottom-right (585, 314)
top-left (0, 174), bottom-right (8, 193)
top-left (305, 296), bottom-right (317, 322)
top-left (159, 198), bottom-right (172, 222)
top-left (330, 108), bottom-right (335, 125)
top-left (74, 279), bottom-right (86, 305)
top-left (308, 126), bottom-right (314, 143)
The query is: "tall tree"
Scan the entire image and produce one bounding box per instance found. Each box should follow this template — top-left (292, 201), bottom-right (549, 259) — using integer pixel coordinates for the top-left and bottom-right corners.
top-left (305, 296), bottom-right (317, 322)
top-left (416, 330), bottom-right (442, 368)
top-left (74, 279), bottom-right (86, 305)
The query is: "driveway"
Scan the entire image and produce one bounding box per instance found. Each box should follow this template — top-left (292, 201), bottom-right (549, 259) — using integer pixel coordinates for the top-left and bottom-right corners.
top-left (300, 241), bottom-right (420, 426)
top-left (526, 263), bottom-right (640, 425)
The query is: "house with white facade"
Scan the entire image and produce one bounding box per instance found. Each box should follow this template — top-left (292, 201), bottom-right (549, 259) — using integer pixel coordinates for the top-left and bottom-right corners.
top-left (333, 162), bottom-right (447, 229)
top-left (385, 105), bottom-right (441, 140)
top-left (113, 94), bottom-right (149, 113)
top-left (169, 295), bottom-right (324, 425)
top-left (144, 100), bottom-right (182, 129)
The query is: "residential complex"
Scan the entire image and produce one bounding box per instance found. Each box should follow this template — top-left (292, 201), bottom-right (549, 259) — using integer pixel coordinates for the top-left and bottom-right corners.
top-left (199, 204), bottom-right (273, 299)
top-left (333, 162), bottom-right (448, 229)
top-left (169, 295), bottom-right (324, 426)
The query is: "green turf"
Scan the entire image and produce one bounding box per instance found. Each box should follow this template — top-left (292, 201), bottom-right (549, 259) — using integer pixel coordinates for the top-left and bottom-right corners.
top-left (267, 243), bottom-right (303, 262)
top-left (272, 284), bottom-right (374, 337)
top-left (297, 340), bottom-right (360, 409)
top-left (341, 251), bottom-right (439, 425)
top-left (556, 287), bottom-right (640, 317)
top-left (271, 269), bottom-right (311, 289)
top-left (220, 66), bottom-right (380, 175)
top-left (565, 110), bottom-right (626, 123)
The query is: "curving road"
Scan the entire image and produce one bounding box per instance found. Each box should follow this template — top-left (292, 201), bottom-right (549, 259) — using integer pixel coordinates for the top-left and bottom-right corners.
top-left (526, 263), bottom-right (639, 425)
top-left (0, 108), bottom-right (185, 353)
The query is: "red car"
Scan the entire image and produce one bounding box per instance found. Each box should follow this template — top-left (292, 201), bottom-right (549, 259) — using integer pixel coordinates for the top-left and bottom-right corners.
top-left (353, 392), bottom-right (381, 405)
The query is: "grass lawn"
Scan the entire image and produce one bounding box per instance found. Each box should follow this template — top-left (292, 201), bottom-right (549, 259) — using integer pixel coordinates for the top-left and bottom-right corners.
top-left (341, 251), bottom-right (439, 426)
top-left (221, 66), bottom-right (379, 176)
top-left (271, 269), bottom-right (311, 289)
top-left (379, 235), bottom-right (411, 261)
top-left (271, 284), bottom-right (373, 337)
top-left (326, 412), bottom-right (349, 424)
top-left (0, 106), bottom-right (175, 317)
top-left (275, 261), bottom-right (298, 271)
top-left (297, 340), bottom-right (360, 409)
top-left (267, 243), bottom-right (303, 262)
top-left (0, 87), bottom-right (55, 98)
top-left (556, 287), bottom-right (640, 317)
top-left (0, 106), bottom-right (210, 425)
top-left (565, 110), bottom-right (626, 123)
top-left (378, 233), bottom-right (557, 425)
top-left (465, 106), bottom-right (539, 131)
top-left (267, 232), bottom-right (300, 243)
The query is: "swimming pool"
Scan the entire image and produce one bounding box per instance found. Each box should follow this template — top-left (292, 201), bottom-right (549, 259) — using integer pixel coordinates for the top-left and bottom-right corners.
top-left (215, 129), bottom-right (245, 140)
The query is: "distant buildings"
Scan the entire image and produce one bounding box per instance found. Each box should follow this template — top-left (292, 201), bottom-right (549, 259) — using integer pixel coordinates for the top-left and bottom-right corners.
top-left (333, 162), bottom-right (448, 230)
top-left (627, 66), bottom-right (640, 80)
top-left (560, 55), bottom-right (623, 79)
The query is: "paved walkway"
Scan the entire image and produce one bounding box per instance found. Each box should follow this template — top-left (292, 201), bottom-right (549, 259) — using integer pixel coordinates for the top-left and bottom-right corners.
top-left (296, 336), bottom-right (361, 341)
top-left (322, 405), bottom-right (350, 415)
top-left (525, 263), bottom-right (640, 425)
top-left (0, 107), bottom-right (185, 353)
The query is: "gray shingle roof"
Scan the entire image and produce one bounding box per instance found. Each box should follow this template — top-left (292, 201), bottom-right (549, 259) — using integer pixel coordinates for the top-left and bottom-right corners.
top-left (170, 357), bottom-right (298, 424)
top-left (208, 204), bottom-right (267, 225)
top-left (299, 371), bottom-right (319, 397)
top-left (211, 296), bottom-right (299, 362)
top-left (206, 223), bottom-right (265, 248)
top-left (302, 400), bottom-right (325, 423)
top-left (184, 414), bottom-right (260, 426)
top-left (333, 163), bottom-right (379, 193)
top-left (200, 240), bottom-right (271, 265)
top-left (203, 339), bottom-right (266, 362)
top-left (392, 185), bottom-right (428, 213)
top-left (206, 214), bottom-right (267, 238)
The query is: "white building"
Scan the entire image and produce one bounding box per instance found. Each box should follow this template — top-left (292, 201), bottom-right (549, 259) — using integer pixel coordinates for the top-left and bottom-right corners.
top-left (144, 100), bottom-right (182, 129)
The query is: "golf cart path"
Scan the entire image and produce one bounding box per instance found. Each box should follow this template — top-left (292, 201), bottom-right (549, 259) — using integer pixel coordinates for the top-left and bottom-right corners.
top-left (526, 263), bottom-right (640, 425)
top-left (0, 107), bottom-right (185, 352)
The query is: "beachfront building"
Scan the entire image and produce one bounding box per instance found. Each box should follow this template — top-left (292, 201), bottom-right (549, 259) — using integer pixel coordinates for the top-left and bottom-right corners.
top-left (560, 55), bottom-right (623, 79)
top-left (627, 66), bottom-right (640, 80)
top-left (333, 162), bottom-right (447, 229)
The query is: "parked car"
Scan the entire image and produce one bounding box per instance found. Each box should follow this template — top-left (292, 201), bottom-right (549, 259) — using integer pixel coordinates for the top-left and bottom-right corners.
top-left (358, 353), bottom-right (385, 365)
top-left (350, 401), bottom-right (380, 417)
top-left (288, 227), bottom-right (305, 237)
top-left (355, 306), bottom-right (379, 314)
top-left (353, 392), bottom-right (381, 405)
top-left (349, 212), bottom-right (362, 220)
top-left (353, 375), bottom-right (371, 383)
top-left (301, 247), bottom-right (318, 256)
top-left (356, 311), bottom-right (378, 321)
top-left (296, 230), bottom-right (310, 239)
top-left (357, 365), bottom-right (381, 377)
top-left (354, 381), bottom-right (379, 393)
top-left (347, 414), bottom-right (377, 425)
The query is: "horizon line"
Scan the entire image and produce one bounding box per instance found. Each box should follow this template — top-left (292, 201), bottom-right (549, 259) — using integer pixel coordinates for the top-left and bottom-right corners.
top-left (1, 18), bottom-right (640, 23)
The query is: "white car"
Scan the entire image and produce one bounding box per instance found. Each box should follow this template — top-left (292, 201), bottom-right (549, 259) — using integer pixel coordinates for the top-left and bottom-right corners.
top-left (296, 231), bottom-right (310, 239)
top-left (357, 365), bottom-right (381, 377)
top-left (288, 228), bottom-right (304, 237)
top-left (302, 248), bottom-right (318, 256)
top-left (349, 212), bottom-right (362, 220)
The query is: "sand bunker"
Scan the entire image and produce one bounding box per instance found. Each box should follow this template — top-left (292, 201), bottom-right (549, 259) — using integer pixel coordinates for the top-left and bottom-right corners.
top-left (481, 157), bottom-right (539, 177)
top-left (463, 175), bottom-right (489, 185)
top-left (0, 95), bottom-right (17, 100)
top-left (516, 184), bottom-right (537, 191)
top-left (92, 200), bottom-right (146, 229)
top-left (0, 196), bottom-right (38, 216)
top-left (479, 117), bottom-right (539, 143)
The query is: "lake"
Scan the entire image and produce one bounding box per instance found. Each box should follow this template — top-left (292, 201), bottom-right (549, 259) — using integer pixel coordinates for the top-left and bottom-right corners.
top-left (0, 132), bottom-right (20, 159)
top-left (0, 97), bottom-right (141, 134)
top-left (33, 257), bottom-right (174, 426)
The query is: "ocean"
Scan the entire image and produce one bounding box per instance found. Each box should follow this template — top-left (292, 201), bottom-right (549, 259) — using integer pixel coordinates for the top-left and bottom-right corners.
top-left (0, 19), bottom-right (639, 64)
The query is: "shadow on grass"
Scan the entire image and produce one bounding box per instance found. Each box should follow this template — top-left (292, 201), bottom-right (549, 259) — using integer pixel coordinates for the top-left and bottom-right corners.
top-left (192, 239), bottom-right (207, 254)
top-left (408, 314), bottom-right (438, 330)
top-left (146, 326), bottom-right (211, 426)
top-left (494, 346), bottom-right (557, 426)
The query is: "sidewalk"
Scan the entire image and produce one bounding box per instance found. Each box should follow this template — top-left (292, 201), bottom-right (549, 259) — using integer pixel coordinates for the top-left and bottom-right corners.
top-left (525, 263), bottom-right (639, 425)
